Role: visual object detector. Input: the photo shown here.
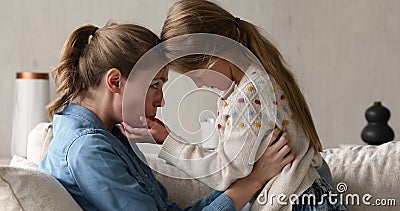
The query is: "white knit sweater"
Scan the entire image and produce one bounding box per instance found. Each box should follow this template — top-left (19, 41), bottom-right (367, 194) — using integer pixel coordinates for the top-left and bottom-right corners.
top-left (159, 64), bottom-right (322, 211)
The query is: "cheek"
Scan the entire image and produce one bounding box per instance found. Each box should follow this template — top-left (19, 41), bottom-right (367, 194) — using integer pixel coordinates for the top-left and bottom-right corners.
top-left (144, 91), bottom-right (155, 111)
top-left (204, 73), bottom-right (232, 90)
top-left (191, 78), bottom-right (204, 88)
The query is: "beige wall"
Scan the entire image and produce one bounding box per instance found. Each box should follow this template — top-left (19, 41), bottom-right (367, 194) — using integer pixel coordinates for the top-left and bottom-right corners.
top-left (1, 0), bottom-right (399, 159)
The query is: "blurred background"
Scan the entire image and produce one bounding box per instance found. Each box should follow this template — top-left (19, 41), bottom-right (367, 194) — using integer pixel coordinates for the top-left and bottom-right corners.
top-left (1, 0), bottom-right (399, 161)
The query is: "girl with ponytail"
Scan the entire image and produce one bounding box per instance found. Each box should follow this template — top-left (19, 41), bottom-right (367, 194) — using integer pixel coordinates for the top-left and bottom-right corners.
top-left (40, 21), bottom-right (292, 210)
top-left (138, 0), bottom-right (348, 210)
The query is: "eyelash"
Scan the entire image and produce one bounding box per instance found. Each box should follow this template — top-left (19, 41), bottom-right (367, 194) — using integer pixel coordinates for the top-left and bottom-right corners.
top-left (150, 83), bottom-right (160, 89)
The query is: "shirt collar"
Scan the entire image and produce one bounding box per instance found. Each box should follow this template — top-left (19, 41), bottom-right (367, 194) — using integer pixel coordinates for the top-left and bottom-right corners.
top-left (57, 103), bottom-right (107, 130)
top-left (220, 81), bottom-right (236, 100)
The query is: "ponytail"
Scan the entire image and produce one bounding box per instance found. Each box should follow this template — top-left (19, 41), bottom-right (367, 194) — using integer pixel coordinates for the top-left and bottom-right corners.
top-left (47, 24), bottom-right (98, 120)
top-left (47, 23), bottom-right (160, 121)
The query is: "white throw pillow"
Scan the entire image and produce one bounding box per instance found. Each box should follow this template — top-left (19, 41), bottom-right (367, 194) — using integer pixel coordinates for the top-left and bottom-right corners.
top-left (9, 155), bottom-right (38, 169)
top-left (27, 122), bottom-right (53, 165)
top-left (0, 166), bottom-right (82, 211)
top-left (322, 141), bottom-right (400, 211)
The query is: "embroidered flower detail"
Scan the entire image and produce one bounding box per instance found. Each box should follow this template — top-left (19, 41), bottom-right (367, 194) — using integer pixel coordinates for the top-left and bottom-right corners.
top-left (253, 123), bottom-right (261, 128)
top-left (226, 120), bottom-right (231, 126)
top-left (229, 110), bottom-right (237, 117)
top-left (280, 95), bottom-right (286, 100)
top-left (269, 123), bottom-right (275, 129)
top-left (238, 98), bottom-right (245, 103)
top-left (256, 79), bottom-right (264, 84)
top-left (283, 120), bottom-right (290, 126)
top-left (273, 101), bottom-right (278, 105)
top-left (261, 113), bottom-right (268, 118)
top-left (251, 71), bottom-right (256, 75)
top-left (247, 110), bottom-right (254, 116)
top-left (283, 107), bottom-right (289, 113)
top-left (291, 114), bottom-right (295, 120)
top-left (246, 86), bottom-right (255, 91)
top-left (238, 122), bottom-right (245, 127)
top-left (277, 112), bottom-right (281, 119)
top-left (254, 99), bottom-right (261, 105)
top-left (217, 124), bottom-right (222, 129)
top-left (223, 101), bottom-right (228, 107)
top-left (270, 88), bottom-right (275, 93)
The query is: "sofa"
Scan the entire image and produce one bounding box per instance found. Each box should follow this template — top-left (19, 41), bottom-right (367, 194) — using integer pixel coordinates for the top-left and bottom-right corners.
top-left (1, 123), bottom-right (399, 210)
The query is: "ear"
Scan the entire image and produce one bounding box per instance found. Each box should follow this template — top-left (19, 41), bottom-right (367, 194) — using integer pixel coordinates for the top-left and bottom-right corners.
top-left (105, 68), bottom-right (123, 93)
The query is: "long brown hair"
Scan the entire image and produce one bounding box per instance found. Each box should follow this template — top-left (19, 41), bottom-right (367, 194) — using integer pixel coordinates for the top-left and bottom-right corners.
top-left (161, 0), bottom-right (322, 151)
top-left (47, 22), bottom-right (160, 120)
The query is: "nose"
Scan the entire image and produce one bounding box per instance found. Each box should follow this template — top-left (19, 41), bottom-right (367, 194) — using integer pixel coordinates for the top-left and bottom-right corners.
top-left (153, 90), bottom-right (165, 107)
top-left (160, 98), bottom-right (165, 107)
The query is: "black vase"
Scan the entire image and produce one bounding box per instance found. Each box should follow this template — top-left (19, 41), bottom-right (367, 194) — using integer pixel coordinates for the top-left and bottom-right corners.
top-left (361, 102), bottom-right (395, 145)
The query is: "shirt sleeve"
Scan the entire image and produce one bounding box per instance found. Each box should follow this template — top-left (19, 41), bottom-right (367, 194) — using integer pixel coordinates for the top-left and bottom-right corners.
top-left (159, 81), bottom-right (274, 191)
top-left (68, 133), bottom-right (236, 211)
top-left (67, 133), bottom-right (159, 210)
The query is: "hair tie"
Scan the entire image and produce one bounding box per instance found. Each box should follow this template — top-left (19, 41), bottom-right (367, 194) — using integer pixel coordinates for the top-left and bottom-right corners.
top-left (91, 27), bottom-right (99, 36)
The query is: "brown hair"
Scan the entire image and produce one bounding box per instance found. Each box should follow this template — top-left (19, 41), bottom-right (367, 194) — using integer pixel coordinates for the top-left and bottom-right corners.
top-left (47, 22), bottom-right (160, 120)
top-left (161, 0), bottom-right (322, 151)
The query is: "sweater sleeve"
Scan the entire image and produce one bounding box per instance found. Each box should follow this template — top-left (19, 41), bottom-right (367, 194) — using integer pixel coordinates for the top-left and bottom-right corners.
top-left (159, 80), bottom-right (275, 191)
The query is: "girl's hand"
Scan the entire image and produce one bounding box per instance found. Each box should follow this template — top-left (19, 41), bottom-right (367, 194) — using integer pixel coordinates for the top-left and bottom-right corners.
top-left (224, 128), bottom-right (294, 210)
top-left (249, 128), bottom-right (294, 187)
top-left (121, 117), bottom-right (169, 144)
top-left (143, 116), bottom-right (170, 144)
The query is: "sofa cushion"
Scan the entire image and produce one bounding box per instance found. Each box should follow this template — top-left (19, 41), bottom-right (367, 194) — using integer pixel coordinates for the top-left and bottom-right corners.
top-left (321, 141), bottom-right (400, 211)
top-left (9, 155), bottom-right (38, 169)
top-left (0, 166), bottom-right (82, 211)
top-left (27, 122), bottom-right (52, 165)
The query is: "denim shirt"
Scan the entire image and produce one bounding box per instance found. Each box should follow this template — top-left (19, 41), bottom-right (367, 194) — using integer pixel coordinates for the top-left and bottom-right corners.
top-left (39, 104), bottom-right (235, 211)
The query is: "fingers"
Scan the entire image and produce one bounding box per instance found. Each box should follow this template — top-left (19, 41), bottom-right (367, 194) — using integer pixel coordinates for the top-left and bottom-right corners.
top-left (277, 144), bottom-right (291, 158)
top-left (270, 132), bottom-right (294, 166)
top-left (122, 122), bottom-right (152, 138)
top-left (121, 122), bottom-right (137, 132)
top-left (269, 132), bottom-right (288, 153)
top-left (122, 122), bottom-right (155, 143)
top-left (281, 152), bottom-right (295, 166)
top-left (267, 128), bottom-right (281, 146)
top-left (145, 118), bottom-right (158, 128)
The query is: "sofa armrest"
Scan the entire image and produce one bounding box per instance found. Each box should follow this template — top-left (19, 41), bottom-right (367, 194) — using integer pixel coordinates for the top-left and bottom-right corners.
top-left (0, 165), bottom-right (82, 211)
top-left (322, 141), bottom-right (400, 211)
